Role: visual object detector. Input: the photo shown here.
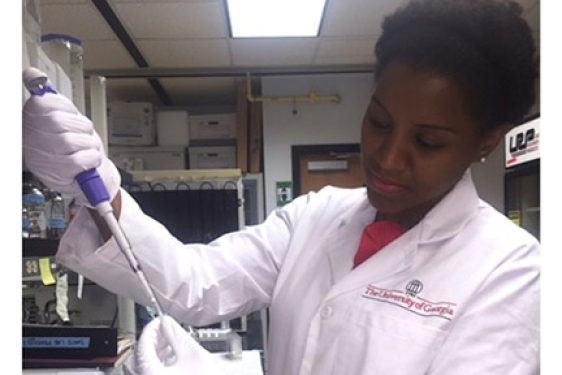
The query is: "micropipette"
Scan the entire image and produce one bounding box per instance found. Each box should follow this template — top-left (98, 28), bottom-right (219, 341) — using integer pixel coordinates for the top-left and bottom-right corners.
top-left (23, 67), bottom-right (165, 317)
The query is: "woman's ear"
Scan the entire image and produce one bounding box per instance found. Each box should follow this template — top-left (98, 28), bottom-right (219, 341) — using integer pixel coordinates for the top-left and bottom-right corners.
top-left (476, 122), bottom-right (513, 162)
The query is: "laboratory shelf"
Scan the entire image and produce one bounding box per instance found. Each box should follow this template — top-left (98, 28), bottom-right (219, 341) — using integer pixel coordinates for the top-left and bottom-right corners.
top-left (22, 237), bottom-right (60, 257)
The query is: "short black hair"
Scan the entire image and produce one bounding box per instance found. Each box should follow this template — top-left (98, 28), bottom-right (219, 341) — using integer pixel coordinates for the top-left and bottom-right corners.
top-left (374, 0), bottom-right (538, 131)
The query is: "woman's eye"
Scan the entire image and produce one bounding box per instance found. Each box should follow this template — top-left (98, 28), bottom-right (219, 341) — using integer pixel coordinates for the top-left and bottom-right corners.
top-left (370, 118), bottom-right (391, 129)
top-left (417, 136), bottom-right (443, 150)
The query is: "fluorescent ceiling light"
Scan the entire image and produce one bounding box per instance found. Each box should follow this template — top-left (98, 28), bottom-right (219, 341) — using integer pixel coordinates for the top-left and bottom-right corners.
top-left (226, 0), bottom-right (327, 38)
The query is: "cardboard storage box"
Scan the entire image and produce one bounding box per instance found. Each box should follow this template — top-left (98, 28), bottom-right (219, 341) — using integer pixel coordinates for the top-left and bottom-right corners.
top-left (109, 146), bottom-right (186, 171)
top-left (189, 146), bottom-right (236, 169)
top-left (156, 110), bottom-right (190, 146)
top-left (189, 113), bottom-right (237, 140)
top-left (107, 102), bottom-right (155, 146)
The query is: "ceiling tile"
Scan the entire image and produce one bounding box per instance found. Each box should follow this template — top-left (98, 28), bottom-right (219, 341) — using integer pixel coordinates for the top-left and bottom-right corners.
top-left (113, 2), bottom-right (228, 39)
top-left (321, 0), bottom-right (408, 37)
top-left (230, 38), bottom-right (318, 66)
top-left (138, 39), bottom-right (231, 67)
top-left (158, 77), bottom-right (238, 106)
top-left (313, 55), bottom-right (375, 66)
top-left (82, 40), bottom-right (138, 70)
top-left (317, 38), bottom-right (377, 57)
top-left (41, 3), bottom-right (116, 41)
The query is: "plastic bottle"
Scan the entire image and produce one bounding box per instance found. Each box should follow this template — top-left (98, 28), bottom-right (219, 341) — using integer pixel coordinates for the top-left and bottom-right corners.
top-left (22, 207), bottom-right (30, 238)
top-left (47, 192), bottom-right (67, 239)
top-left (23, 182), bottom-right (46, 238)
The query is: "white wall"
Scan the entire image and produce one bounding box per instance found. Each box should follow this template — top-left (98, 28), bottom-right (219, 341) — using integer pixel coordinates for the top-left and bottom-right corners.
top-left (471, 138), bottom-right (505, 212)
top-left (261, 73), bottom-right (374, 214)
top-left (261, 73), bottom-right (507, 215)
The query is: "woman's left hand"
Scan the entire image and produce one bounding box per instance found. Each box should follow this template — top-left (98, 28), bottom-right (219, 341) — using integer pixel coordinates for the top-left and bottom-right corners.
top-left (123, 315), bottom-right (229, 375)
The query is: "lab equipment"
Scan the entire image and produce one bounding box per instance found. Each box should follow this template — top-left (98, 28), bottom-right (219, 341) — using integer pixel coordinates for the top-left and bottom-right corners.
top-left (47, 191), bottom-right (67, 239)
top-left (23, 67), bottom-right (165, 318)
top-left (23, 324), bottom-right (118, 359)
top-left (195, 328), bottom-right (243, 360)
top-left (23, 181), bottom-right (46, 238)
top-left (23, 207), bottom-right (30, 238)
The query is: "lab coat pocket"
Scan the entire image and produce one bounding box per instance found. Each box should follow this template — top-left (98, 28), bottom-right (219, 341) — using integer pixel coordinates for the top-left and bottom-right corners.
top-left (334, 306), bottom-right (448, 375)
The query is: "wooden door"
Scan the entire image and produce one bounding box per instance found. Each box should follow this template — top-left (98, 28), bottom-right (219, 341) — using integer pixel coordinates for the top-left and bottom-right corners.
top-left (292, 144), bottom-right (365, 196)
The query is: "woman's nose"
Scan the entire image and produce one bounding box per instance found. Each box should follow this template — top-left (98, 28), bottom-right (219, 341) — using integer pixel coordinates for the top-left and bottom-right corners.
top-left (373, 132), bottom-right (409, 171)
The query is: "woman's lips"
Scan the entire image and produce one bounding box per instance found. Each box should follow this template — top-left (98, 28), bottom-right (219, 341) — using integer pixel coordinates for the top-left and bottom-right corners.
top-left (370, 174), bottom-right (406, 195)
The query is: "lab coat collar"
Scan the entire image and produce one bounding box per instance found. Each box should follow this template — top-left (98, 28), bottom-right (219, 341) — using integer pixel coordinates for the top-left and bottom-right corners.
top-left (416, 169), bottom-right (480, 245)
top-left (330, 168), bottom-right (479, 247)
top-left (326, 194), bottom-right (377, 283)
top-left (325, 169), bottom-right (479, 295)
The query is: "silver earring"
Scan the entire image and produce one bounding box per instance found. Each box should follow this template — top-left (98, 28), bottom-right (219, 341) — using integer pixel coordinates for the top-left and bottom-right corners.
top-left (480, 156), bottom-right (487, 163)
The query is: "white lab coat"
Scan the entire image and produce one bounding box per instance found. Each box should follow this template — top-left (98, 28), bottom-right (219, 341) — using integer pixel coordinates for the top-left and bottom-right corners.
top-left (57, 170), bottom-right (540, 375)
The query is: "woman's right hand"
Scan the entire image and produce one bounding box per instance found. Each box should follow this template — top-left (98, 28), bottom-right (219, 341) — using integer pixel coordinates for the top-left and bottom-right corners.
top-left (22, 73), bottom-right (121, 208)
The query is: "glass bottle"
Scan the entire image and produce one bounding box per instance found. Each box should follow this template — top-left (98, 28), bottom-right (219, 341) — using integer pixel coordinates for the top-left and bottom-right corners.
top-left (47, 192), bottom-right (67, 239)
top-left (23, 182), bottom-right (46, 238)
top-left (22, 207), bottom-right (30, 238)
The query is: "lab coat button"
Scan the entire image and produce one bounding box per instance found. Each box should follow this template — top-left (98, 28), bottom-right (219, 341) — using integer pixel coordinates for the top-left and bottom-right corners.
top-left (321, 306), bottom-right (333, 319)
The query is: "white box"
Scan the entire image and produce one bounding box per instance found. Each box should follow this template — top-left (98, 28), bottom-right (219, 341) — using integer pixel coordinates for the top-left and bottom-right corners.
top-left (26, 40), bottom-right (57, 87)
top-left (23, 0), bottom-right (42, 44)
top-left (109, 146), bottom-right (186, 171)
top-left (156, 110), bottom-right (190, 146)
top-left (189, 113), bottom-right (237, 140)
top-left (107, 102), bottom-right (155, 146)
top-left (55, 63), bottom-right (73, 102)
top-left (189, 146), bottom-right (236, 169)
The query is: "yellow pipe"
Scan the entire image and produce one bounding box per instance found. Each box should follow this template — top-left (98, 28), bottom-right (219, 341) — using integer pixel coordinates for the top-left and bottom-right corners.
top-left (246, 72), bottom-right (340, 104)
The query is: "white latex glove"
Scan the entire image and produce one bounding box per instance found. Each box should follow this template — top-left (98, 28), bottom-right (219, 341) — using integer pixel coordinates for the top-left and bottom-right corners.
top-left (22, 86), bottom-right (120, 207)
top-left (125, 315), bottom-right (229, 375)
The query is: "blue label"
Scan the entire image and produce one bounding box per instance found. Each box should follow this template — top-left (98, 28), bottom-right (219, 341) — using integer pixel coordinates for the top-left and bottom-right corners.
top-left (23, 336), bottom-right (91, 349)
top-left (23, 194), bottom-right (45, 205)
top-left (48, 218), bottom-right (67, 229)
top-left (23, 218), bottom-right (30, 230)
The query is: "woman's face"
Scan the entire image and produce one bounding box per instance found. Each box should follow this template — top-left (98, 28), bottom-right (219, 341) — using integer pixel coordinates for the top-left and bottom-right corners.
top-left (361, 61), bottom-right (505, 227)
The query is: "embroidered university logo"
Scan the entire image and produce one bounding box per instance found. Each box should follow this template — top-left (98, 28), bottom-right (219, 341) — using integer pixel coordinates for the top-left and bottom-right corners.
top-left (405, 280), bottom-right (423, 297)
top-left (362, 281), bottom-right (457, 320)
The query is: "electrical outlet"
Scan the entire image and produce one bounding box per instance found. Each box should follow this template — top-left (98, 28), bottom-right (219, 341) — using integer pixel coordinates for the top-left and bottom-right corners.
top-left (22, 257), bottom-right (57, 282)
top-left (23, 258), bottom-right (40, 278)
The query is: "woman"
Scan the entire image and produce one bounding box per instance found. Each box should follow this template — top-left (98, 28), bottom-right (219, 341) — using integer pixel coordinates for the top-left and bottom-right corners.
top-left (23, 0), bottom-right (539, 373)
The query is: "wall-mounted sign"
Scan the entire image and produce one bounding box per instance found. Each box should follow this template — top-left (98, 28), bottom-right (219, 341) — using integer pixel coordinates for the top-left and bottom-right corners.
top-left (505, 117), bottom-right (540, 168)
top-left (276, 181), bottom-right (293, 207)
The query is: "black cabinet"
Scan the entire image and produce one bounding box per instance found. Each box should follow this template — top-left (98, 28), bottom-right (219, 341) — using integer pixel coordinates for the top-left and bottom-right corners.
top-left (23, 238), bottom-right (60, 257)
